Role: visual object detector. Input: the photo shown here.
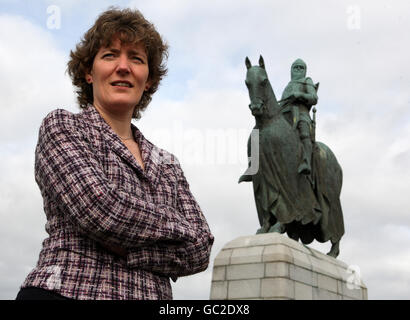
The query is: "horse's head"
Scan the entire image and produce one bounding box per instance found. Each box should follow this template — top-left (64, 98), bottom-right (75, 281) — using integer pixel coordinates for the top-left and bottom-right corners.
top-left (245, 55), bottom-right (278, 120)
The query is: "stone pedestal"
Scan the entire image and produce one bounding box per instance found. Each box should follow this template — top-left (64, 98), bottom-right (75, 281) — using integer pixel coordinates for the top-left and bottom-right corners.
top-left (210, 233), bottom-right (367, 300)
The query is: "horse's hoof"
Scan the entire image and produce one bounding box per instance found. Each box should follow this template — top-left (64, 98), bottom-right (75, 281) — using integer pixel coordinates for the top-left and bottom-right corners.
top-left (327, 241), bottom-right (340, 258)
top-left (327, 248), bottom-right (340, 258)
top-left (327, 251), bottom-right (339, 258)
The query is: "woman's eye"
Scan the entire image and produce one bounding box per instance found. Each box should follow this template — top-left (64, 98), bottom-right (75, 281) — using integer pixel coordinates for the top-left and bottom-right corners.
top-left (133, 56), bottom-right (144, 63)
top-left (102, 53), bottom-right (114, 58)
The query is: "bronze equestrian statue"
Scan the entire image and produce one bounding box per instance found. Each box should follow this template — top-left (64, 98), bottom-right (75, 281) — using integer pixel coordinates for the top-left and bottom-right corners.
top-left (239, 56), bottom-right (344, 258)
top-left (281, 58), bottom-right (317, 178)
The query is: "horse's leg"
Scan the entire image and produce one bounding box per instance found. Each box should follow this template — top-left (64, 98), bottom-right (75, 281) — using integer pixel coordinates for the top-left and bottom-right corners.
top-left (327, 240), bottom-right (340, 258)
top-left (286, 223), bottom-right (299, 241)
top-left (255, 198), bottom-right (269, 234)
top-left (256, 221), bottom-right (269, 234)
top-left (268, 220), bottom-right (285, 233)
top-left (256, 215), bottom-right (271, 234)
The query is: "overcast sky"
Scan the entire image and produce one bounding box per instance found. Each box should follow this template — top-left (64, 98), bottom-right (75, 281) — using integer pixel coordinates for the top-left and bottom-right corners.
top-left (1, 0), bottom-right (410, 300)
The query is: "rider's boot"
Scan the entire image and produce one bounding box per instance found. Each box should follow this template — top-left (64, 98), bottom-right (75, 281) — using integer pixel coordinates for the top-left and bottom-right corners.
top-left (298, 137), bottom-right (312, 176)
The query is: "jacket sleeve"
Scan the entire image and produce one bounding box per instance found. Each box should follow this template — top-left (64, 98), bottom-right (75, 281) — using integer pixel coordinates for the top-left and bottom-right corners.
top-left (35, 109), bottom-right (197, 248)
top-left (126, 163), bottom-right (214, 278)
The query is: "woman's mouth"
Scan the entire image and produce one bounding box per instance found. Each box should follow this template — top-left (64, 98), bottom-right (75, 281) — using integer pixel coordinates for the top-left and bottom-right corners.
top-left (111, 81), bottom-right (133, 88)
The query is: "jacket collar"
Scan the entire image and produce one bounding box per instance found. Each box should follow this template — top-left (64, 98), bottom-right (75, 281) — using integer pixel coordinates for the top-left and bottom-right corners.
top-left (80, 104), bottom-right (162, 187)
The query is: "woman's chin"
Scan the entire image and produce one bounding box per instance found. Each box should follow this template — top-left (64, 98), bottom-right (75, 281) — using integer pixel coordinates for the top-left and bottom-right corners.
top-left (101, 100), bottom-right (138, 112)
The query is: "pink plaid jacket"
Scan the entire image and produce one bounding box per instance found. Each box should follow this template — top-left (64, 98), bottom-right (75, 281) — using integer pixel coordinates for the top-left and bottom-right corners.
top-left (21, 104), bottom-right (214, 300)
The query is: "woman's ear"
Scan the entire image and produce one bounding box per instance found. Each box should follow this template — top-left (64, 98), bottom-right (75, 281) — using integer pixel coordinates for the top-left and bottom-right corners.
top-left (144, 80), bottom-right (151, 91)
top-left (85, 71), bottom-right (93, 84)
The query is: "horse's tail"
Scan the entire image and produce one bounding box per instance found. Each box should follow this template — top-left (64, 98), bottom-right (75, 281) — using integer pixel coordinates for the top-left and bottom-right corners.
top-left (314, 142), bottom-right (344, 242)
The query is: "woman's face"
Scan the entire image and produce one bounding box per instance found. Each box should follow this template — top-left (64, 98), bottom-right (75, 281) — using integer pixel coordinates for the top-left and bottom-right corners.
top-left (86, 38), bottom-right (150, 113)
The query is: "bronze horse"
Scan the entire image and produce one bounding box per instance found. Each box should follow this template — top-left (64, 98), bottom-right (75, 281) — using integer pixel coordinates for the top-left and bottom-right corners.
top-left (239, 56), bottom-right (344, 258)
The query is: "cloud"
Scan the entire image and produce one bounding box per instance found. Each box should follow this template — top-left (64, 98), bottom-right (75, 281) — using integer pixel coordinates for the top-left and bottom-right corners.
top-left (0, 13), bottom-right (74, 299)
top-left (0, 14), bottom-right (76, 144)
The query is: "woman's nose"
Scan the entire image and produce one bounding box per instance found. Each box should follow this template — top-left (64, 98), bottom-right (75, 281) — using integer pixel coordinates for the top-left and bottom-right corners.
top-left (116, 55), bottom-right (131, 74)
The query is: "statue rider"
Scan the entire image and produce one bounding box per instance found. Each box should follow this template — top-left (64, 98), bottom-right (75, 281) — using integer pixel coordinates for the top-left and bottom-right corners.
top-left (280, 58), bottom-right (318, 177)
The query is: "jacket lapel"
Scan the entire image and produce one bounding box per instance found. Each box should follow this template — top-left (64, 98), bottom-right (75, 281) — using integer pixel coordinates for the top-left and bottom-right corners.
top-left (131, 123), bottom-right (163, 188)
top-left (80, 104), bottom-right (162, 187)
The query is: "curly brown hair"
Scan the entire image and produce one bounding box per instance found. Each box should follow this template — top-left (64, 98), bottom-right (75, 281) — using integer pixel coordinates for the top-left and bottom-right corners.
top-left (67, 7), bottom-right (169, 119)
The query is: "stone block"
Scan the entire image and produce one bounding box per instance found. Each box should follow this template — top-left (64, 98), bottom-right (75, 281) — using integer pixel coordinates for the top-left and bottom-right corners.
top-left (292, 249), bottom-right (312, 270)
top-left (227, 263), bottom-right (264, 280)
top-left (228, 279), bottom-right (260, 299)
top-left (309, 255), bottom-right (339, 278)
top-left (212, 266), bottom-right (226, 281)
top-left (337, 280), bottom-right (343, 295)
top-left (262, 244), bottom-right (293, 263)
top-left (290, 265), bottom-right (317, 287)
top-left (317, 274), bottom-right (338, 293)
top-left (214, 249), bottom-right (232, 266)
top-left (230, 246), bottom-right (264, 265)
top-left (313, 287), bottom-right (342, 300)
top-left (210, 281), bottom-right (228, 300)
top-left (281, 238), bottom-right (311, 255)
top-left (261, 278), bottom-right (295, 299)
top-left (363, 288), bottom-right (368, 300)
top-left (210, 234), bottom-right (367, 300)
top-left (295, 281), bottom-right (313, 300)
top-left (265, 262), bottom-right (290, 278)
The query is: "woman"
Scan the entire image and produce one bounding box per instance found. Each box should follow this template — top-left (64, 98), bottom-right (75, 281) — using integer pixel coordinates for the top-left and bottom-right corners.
top-left (16, 7), bottom-right (214, 300)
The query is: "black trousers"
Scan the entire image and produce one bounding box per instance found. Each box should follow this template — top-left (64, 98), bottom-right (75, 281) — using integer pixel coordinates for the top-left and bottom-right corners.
top-left (16, 287), bottom-right (72, 300)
